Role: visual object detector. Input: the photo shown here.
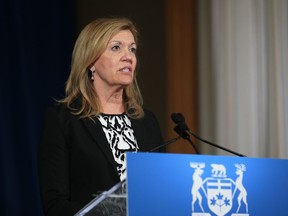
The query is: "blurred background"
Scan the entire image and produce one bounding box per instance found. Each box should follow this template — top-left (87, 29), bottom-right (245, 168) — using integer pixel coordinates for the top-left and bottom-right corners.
top-left (1, 0), bottom-right (287, 215)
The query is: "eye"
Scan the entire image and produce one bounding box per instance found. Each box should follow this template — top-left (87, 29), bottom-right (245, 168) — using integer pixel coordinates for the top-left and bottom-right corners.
top-left (130, 47), bottom-right (137, 54)
top-left (111, 45), bottom-right (121, 51)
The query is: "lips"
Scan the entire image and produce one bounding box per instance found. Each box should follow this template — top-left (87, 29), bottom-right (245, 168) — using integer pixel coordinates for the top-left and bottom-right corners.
top-left (119, 66), bottom-right (132, 72)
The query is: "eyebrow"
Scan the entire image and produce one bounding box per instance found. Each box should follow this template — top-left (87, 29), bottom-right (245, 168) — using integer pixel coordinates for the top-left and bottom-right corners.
top-left (110, 40), bottom-right (136, 46)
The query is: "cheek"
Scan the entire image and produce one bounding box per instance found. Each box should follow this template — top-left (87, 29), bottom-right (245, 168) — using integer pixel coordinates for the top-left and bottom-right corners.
top-left (95, 57), bottom-right (113, 73)
top-left (133, 58), bottom-right (137, 70)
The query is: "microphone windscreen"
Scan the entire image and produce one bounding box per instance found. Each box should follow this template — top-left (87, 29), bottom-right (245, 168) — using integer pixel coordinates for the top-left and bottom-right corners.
top-left (171, 113), bottom-right (185, 124)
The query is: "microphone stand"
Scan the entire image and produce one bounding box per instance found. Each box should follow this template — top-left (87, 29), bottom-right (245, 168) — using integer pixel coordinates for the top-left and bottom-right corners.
top-left (174, 125), bottom-right (200, 154)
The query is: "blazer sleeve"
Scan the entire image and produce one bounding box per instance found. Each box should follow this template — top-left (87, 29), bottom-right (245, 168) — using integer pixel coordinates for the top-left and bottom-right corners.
top-left (38, 106), bottom-right (82, 216)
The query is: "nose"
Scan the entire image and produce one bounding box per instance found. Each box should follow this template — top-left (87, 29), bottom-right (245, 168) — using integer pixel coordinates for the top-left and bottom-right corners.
top-left (121, 49), bottom-right (135, 63)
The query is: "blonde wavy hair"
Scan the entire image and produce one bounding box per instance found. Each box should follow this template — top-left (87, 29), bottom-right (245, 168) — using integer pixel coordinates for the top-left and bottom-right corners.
top-left (60, 17), bottom-right (144, 119)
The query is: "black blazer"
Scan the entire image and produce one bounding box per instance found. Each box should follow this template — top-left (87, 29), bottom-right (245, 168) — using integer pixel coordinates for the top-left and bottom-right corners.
top-left (38, 104), bottom-right (163, 216)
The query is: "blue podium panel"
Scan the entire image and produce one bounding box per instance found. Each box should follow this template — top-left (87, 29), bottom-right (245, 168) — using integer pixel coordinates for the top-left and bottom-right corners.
top-left (126, 152), bottom-right (288, 216)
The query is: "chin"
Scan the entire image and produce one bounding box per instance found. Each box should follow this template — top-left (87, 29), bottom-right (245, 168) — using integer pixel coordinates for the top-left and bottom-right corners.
top-left (121, 81), bottom-right (133, 86)
top-left (119, 78), bottom-right (133, 86)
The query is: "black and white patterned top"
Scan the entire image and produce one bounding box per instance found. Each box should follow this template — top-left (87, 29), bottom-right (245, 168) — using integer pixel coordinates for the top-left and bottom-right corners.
top-left (97, 113), bottom-right (138, 181)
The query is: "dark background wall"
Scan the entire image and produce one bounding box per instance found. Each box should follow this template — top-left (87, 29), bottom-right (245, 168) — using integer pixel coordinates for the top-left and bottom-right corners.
top-left (0, 0), bottom-right (166, 215)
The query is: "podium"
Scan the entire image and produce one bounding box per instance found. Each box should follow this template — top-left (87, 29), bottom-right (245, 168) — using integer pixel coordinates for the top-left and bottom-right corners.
top-left (76, 152), bottom-right (288, 216)
top-left (74, 181), bottom-right (127, 216)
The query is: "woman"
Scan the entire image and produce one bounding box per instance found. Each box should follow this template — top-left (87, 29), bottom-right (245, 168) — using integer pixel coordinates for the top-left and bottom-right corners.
top-left (38, 18), bottom-right (164, 215)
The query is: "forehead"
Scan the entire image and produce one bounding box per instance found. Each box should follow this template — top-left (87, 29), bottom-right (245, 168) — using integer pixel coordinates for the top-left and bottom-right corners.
top-left (109, 30), bottom-right (136, 44)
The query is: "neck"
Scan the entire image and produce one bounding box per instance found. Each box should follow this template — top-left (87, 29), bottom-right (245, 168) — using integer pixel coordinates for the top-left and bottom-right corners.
top-left (237, 173), bottom-right (243, 180)
top-left (97, 87), bottom-right (125, 114)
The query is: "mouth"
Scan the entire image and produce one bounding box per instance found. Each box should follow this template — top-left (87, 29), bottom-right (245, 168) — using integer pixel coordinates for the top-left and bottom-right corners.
top-left (119, 66), bottom-right (132, 73)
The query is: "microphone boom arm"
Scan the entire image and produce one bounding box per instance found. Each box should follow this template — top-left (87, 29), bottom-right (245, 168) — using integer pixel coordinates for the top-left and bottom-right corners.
top-left (149, 136), bottom-right (181, 152)
top-left (187, 129), bottom-right (246, 157)
top-left (171, 112), bottom-right (247, 157)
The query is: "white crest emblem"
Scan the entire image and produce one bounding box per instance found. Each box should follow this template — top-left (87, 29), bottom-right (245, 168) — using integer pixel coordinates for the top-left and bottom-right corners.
top-left (190, 162), bottom-right (249, 216)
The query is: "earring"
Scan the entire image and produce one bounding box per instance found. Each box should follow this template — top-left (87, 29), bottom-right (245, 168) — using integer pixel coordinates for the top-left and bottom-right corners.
top-left (90, 65), bottom-right (96, 81)
top-left (91, 70), bottom-right (94, 80)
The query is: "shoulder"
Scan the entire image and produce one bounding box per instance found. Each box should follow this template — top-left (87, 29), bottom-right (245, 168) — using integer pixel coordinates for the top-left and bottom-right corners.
top-left (133, 108), bottom-right (159, 126)
top-left (142, 108), bottom-right (158, 120)
top-left (45, 103), bottom-right (71, 118)
top-left (44, 102), bottom-right (79, 128)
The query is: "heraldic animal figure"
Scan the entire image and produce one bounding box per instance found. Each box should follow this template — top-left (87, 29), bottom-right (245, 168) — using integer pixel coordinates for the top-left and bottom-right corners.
top-left (233, 164), bottom-right (248, 213)
top-left (211, 164), bottom-right (226, 177)
top-left (190, 162), bottom-right (207, 212)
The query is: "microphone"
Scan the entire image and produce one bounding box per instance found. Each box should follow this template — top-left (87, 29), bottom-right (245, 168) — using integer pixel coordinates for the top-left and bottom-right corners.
top-left (171, 113), bottom-right (247, 157)
top-left (149, 135), bottom-right (181, 152)
top-left (172, 122), bottom-right (200, 154)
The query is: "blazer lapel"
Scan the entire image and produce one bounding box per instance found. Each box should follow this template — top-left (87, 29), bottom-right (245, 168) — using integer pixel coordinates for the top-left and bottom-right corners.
top-left (81, 117), bottom-right (118, 172)
top-left (130, 118), bottom-right (149, 151)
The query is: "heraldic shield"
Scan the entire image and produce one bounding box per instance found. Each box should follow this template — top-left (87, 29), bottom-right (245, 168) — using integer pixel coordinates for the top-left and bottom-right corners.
top-left (191, 162), bottom-right (249, 216)
top-left (207, 179), bottom-right (232, 216)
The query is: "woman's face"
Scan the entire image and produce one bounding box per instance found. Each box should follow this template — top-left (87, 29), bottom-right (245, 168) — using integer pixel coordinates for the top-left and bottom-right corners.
top-left (92, 30), bottom-right (137, 90)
